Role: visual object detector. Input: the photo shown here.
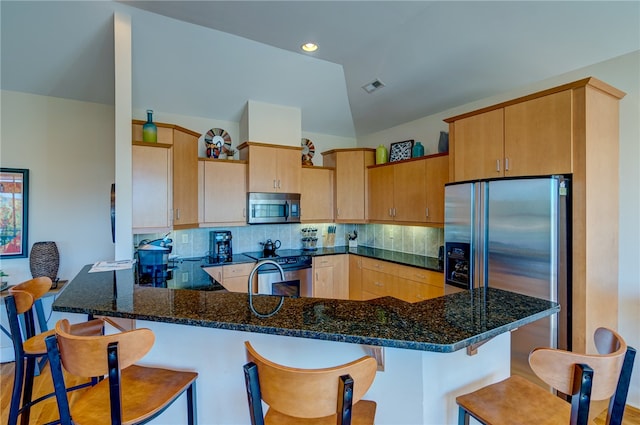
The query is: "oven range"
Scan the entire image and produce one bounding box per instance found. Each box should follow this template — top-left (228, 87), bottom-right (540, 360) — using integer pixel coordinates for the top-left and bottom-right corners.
top-left (243, 250), bottom-right (312, 298)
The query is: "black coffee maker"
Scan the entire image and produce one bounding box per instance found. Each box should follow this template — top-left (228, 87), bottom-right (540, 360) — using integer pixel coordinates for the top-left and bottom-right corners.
top-left (210, 231), bottom-right (233, 263)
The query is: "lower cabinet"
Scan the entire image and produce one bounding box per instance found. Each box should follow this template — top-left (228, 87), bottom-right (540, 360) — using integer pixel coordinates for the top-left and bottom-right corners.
top-left (348, 255), bottom-right (364, 300)
top-left (359, 256), bottom-right (444, 302)
top-left (203, 263), bottom-right (257, 293)
top-left (312, 255), bottom-right (348, 299)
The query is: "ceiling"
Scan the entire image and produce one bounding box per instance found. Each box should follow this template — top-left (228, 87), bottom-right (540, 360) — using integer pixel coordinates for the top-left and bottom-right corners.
top-left (2, 1), bottom-right (639, 138)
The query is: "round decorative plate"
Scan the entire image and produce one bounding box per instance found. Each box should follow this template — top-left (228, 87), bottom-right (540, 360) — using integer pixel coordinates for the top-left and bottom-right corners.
top-left (204, 128), bottom-right (232, 153)
top-left (301, 138), bottom-right (315, 163)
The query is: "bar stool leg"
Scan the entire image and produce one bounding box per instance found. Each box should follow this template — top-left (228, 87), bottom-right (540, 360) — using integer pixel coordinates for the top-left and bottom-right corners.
top-left (187, 382), bottom-right (197, 425)
top-left (20, 356), bottom-right (37, 425)
top-left (458, 406), bottom-right (471, 425)
top-left (8, 358), bottom-right (25, 425)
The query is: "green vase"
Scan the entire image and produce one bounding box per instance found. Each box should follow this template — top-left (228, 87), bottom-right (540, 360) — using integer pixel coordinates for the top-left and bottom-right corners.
top-left (142, 109), bottom-right (157, 143)
top-left (376, 144), bottom-right (388, 164)
top-left (412, 141), bottom-right (424, 158)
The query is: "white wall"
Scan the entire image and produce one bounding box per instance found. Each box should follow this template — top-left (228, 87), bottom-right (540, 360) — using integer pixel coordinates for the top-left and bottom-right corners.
top-left (0, 91), bottom-right (116, 283)
top-left (358, 50), bottom-right (640, 407)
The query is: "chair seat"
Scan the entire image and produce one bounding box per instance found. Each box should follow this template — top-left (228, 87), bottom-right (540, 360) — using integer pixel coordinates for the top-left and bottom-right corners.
top-left (456, 375), bottom-right (595, 425)
top-left (265, 400), bottom-right (377, 425)
top-left (67, 364), bottom-right (197, 425)
top-left (23, 319), bottom-right (105, 355)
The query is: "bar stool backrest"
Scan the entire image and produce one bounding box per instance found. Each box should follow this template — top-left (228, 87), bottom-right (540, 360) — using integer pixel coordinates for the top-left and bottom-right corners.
top-left (8, 276), bottom-right (52, 315)
top-left (54, 319), bottom-right (155, 377)
top-left (244, 341), bottom-right (377, 419)
top-left (529, 327), bottom-right (627, 400)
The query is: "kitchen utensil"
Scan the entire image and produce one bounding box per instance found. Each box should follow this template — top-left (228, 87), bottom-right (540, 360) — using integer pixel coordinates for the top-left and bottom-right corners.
top-left (260, 239), bottom-right (281, 257)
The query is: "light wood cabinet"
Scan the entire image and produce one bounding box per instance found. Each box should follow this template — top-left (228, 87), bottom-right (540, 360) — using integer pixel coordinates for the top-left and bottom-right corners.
top-left (238, 142), bottom-right (302, 193)
top-left (312, 255), bottom-right (348, 299)
top-left (448, 89), bottom-right (573, 182)
top-left (424, 154), bottom-right (449, 224)
top-left (198, 159), bottom-right (247, 226)
top-left (348, 255), bottom-right (363, 300)
top-left (321, 148), bottom-right (375, 223)
top-left (358, 256), bottom-right (444, 303)
top-left (172, 128), bottom-right (199, 229)
top-left (396, 264), bottom-right (444, 302)
top-left (132, 142), bottom-right (172, 233)
top-left (301, 166), bottom-right (334, 223)
top-left (132, 120), bottom-right (199, 231)
top-left (445, 77), bottom-right (626, 354)
top-left (203, 263), bottom-right (257, 293)
top-left (368, 154), bottom-right (448, 225)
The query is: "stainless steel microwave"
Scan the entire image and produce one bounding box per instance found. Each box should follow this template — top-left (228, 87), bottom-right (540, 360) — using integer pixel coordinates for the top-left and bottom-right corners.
top-left (247, 192), bottom-right (301, 224)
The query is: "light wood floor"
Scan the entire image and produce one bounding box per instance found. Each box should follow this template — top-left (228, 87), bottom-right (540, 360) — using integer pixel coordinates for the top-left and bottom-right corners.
top-left (1, 360), bottom-right (639, 424)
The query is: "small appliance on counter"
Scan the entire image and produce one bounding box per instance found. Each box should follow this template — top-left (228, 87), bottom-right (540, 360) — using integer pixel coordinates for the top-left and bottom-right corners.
top-left (136, 234), bottom-right (173, 285)
top-left (210, 231), bottom-right (233, 263)
top-left (301, 228), bottom-right (318, 251)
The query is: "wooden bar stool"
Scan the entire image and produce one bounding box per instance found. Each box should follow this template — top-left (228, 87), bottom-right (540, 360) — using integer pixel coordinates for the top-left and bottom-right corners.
top-left (5, 277), bottom-right (104, 425)
top-left (456, 327), bottom-right (636, 425)
top-left (243, 341), bottom-right (377, 425)
top-left (45, 318), bottom-right (198, 425)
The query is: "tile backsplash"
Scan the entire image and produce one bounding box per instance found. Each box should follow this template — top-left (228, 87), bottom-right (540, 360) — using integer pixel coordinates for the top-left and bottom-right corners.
top-left (134, 223), bottom-right (443, 259)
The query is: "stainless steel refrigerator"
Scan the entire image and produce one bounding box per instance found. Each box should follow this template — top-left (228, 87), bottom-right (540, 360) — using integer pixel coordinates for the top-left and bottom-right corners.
top-left (444, 176), bottom-right (570, 388)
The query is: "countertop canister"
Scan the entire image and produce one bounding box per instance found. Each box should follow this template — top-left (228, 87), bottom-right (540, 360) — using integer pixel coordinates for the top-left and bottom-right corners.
top-left (376, 144), bottom-right (388, 164)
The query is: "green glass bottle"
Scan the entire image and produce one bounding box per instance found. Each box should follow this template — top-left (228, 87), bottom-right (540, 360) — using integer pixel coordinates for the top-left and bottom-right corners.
top-left (142, 109), bottom-right (157, 143)
top-left (376, 144), bottom-right (388, 164)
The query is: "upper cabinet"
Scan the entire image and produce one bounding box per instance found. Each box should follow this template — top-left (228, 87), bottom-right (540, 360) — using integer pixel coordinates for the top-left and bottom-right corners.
top-left (368, 154), bottom-right (448, 225)
top-left (322, 148), bottom-right (375, 223)
top-left (198, 159), bottom-right (247, 226)
top-left (447, 90), bottom-right (572, 181)
top-left (238, 142), bottom-right (301, 193)
top-left (172, 127), bottom-right (199, 229)
top-left (301, 166), bottom-right (334, 223)
top-left (445, 80), bottom-right (601, 182)
top-left (132, 142), bottom-right (172, 234)
top-left (132, 120), bottom-right (199, 232)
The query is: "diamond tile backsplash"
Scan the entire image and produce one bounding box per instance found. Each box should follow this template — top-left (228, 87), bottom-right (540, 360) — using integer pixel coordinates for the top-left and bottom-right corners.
top-left (134, 223), bottom-right (443, 259)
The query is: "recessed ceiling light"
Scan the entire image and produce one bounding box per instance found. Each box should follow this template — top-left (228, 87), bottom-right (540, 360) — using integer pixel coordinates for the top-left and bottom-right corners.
top-left (301, 42), bottom-right (318, 52)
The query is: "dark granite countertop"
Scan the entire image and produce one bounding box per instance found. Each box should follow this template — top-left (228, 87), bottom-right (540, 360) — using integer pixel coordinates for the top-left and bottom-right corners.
top-left (53, 265), bottom-right (557, 353)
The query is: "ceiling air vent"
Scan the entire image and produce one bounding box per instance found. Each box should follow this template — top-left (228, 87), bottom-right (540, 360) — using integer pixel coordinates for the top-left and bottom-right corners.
top-left (362, 79), bottom-right (385, 94)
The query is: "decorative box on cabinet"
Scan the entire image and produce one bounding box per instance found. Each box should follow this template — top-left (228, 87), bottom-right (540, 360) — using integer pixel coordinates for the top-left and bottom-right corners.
top-left (321, 148), bottom-right (375, 223)
top-left (238, 142), bottom-right (302, 193)
top-left (301, 166), bottom-right (334, 223)
top-left (312, 255), bottom-right (348, 300)
top-left (198, 159), bottom-right (247, 226)
top-left (445, 77), bottom-right (626, 354)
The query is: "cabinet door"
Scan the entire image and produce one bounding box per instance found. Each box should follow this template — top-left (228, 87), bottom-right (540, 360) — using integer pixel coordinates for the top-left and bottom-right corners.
top-left (368, 165), bottom-right (394, 222)
top-left (504, 90), bottom-right (573, 176)
top-left (393, 160), bottom-right (427, 222)
top-left (348, 255), bottom-right (363, 300)
top-left (173, 129), bottom-right (199, 228)
top-left (132, 144), bottom-right (172, 232)
top-left (202, 266), bottom-right (222, 282)
top-left (301, 167), bottom-right (334, 222)
top-left (335, 151), bottom-right (368, 222)
top-left (331, 255), bottom-right (349, 300)
top-left (453, 108), bottom-right (504, 181)
top-left (313, 257), bottom-right (334, 298)
top-left (202, 161), bottom-right (247, 224)
top-left (425, 155), bottom-right (449, 224)
top-left (247, 145), bottom-right (279, 192)
top-left (276, 148), bottom-right (302, 193)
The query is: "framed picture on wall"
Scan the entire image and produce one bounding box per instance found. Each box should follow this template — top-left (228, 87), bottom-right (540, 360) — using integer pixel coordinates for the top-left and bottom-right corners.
top-left (389, 139), bottom-right (414, 162)
top-left (0, 168), bottom-right (29, 258)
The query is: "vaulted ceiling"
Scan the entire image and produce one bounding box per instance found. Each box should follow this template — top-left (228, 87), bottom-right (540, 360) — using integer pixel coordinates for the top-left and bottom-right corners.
top-left (2, 1), bottom-right (638, 138)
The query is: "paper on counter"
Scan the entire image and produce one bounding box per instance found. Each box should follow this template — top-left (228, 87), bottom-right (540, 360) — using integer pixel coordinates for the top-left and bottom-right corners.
top-left (89, 259), bottom-right (136, 273)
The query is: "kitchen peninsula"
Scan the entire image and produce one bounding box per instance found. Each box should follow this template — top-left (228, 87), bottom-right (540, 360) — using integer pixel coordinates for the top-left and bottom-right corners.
top-left (52, 265), bottom-right (558, 424)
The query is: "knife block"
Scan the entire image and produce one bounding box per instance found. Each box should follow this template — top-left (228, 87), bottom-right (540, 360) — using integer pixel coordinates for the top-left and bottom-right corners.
top-left (323, 233), bottom-right (335, 248)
